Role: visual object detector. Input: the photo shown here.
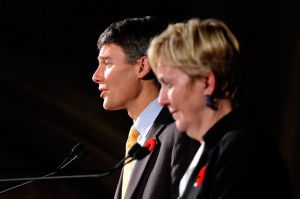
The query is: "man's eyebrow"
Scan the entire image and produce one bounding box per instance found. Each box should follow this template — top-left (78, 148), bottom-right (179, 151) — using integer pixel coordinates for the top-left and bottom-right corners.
top-left (97, 56), bottom-right (111, 60)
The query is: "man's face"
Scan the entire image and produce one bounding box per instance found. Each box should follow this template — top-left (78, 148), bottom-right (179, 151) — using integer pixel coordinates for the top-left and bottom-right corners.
top-left (92, 43), bottom-right (140, 110)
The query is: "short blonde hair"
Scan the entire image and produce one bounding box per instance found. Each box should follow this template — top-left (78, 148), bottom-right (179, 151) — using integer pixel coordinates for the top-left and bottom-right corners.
top-left (147, 18), bottom-right (240, 99)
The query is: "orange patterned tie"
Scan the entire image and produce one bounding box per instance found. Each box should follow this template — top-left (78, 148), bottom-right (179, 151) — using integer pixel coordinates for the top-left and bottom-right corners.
top-left (122, 125), bottom-right (140, 199)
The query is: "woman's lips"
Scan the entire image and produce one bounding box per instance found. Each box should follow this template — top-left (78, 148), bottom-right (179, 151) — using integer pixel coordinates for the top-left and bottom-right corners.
top-left (169, 109), bottom-right (178, 118)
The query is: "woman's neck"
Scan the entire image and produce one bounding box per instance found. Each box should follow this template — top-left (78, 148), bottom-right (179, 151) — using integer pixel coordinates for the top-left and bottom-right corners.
top-left (195, 99), bottom-right (233, 142)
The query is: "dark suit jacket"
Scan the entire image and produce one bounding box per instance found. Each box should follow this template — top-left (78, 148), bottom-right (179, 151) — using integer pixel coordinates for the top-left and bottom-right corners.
top-left (114, 107), bottom-right (199, 199)
top-left (181, 107), bottom-right (291, 199)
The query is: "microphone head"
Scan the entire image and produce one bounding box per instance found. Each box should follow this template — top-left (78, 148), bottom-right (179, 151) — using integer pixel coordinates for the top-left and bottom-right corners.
top-left (69, 143), bottom-right (86, 158)
top-left (71, 143), bottom-right (86, 157)
top-left (128, 143), bottom-right (143, 157)
top-left (57, 143), bottom-right (87, 170)
top-left (132, 147), bottom-right (150, 160)
top-left (129, 138), bottom-right (157, 160)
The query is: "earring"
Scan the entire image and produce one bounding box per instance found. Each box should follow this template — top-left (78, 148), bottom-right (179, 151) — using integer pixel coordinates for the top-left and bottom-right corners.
top-left (205, 95), bottom-right (218, 110)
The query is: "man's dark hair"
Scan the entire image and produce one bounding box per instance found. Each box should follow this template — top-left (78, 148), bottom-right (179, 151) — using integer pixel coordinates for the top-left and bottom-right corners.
top-left (97, 16), bottom-right (168, 65)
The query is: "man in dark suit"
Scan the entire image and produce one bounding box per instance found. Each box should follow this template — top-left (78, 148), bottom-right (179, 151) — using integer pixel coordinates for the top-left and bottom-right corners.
top-left (92, 16), bottom-right (199, 199)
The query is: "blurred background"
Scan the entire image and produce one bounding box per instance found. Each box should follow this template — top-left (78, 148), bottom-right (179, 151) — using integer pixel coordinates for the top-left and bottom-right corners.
top-left (0, 0), bottom-right (299, 198)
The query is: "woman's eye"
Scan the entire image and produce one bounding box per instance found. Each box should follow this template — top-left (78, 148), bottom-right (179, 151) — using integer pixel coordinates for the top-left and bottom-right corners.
top-left (163, 82), bottom-right (172, 89)
top-left (160, 79), bottom-right (172, 89)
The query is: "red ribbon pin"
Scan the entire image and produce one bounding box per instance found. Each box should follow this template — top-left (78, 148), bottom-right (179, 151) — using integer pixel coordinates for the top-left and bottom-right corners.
top-left (194, 166), bottom-right (207, 187)
top-left (144, 138), bottom-right (156, 152)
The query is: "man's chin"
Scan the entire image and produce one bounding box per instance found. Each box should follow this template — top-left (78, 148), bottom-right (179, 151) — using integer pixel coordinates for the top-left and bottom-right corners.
top-left (103, 102), bottom-right (121, 111)
top-left (103, 104), bottom-right (114, 110)
top-left (102, 101), bottom-right (112, 110)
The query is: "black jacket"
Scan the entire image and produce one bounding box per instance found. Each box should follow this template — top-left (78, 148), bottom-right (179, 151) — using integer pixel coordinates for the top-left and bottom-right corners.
top-left (181, 107), bottom-right (291, 199)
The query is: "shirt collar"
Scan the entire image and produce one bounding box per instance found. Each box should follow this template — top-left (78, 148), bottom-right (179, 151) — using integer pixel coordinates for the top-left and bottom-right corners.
top-left (135, 98), bottom-right (163, 138)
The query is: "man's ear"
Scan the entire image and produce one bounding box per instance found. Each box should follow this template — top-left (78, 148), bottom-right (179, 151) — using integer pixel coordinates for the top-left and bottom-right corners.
top-left (136, 56), bottom-right (151, 79)
top-left (204, 70), bottom-right (216, 96)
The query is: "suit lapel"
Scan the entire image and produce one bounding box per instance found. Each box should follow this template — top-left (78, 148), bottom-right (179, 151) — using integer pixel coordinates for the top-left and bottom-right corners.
top-left (124, 108), bottom-right (171, 199)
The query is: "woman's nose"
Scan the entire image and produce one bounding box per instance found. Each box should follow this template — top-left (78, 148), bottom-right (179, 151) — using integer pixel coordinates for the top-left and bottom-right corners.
top-left (158, 88), bottom-right (169, 106)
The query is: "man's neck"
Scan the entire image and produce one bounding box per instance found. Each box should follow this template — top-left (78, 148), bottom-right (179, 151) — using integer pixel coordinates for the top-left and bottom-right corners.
top-left (127, 84), bottom-right (159, 121)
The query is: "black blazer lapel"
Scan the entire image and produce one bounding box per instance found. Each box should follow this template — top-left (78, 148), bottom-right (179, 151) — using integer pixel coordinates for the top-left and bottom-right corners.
top-left (182, 148), bottom-right (209, 199)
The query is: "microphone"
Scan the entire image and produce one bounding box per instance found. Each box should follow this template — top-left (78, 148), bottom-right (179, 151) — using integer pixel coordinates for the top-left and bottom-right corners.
top-left (0, 143), bottom-right (86, 194)
top-left (0, 139), bottom-right (156, 186)
top-left (56, 143), bottom-right (86, 169)
top-left (129, 138), bottom-right (156, 160)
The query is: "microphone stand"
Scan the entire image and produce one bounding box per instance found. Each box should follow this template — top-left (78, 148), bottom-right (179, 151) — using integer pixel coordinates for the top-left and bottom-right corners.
top-left (0, 142), bottom-right (150, 194)
top-left (0, 143), bottom-right (86, 194)
top-left (0, 171), bottom-right (57, 194)
top-left (0, 156), bottom-right (132, 184)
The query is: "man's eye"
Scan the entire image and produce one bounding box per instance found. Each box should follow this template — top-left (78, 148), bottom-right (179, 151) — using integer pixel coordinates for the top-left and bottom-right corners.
top-left (104, 60), bottom-right (112, 67)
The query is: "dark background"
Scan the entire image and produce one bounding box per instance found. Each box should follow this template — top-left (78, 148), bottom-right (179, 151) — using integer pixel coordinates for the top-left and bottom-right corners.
top-left (0, 0), bottom-right (299, 198)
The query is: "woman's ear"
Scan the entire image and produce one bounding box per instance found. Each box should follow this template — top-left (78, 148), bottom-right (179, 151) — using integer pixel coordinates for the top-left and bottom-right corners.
top-left (136, 56), bottom-right (151, 78)
top-left (204, 70), bottom-right (216, 96)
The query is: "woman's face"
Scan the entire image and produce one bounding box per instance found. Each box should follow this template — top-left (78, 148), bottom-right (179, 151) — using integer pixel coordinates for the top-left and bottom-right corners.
top-left (156, 63), bottom-right (207, 140)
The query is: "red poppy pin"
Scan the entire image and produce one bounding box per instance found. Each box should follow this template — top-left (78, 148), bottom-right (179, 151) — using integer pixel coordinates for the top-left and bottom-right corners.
top-left (144, 138), bottom-right (156, 152)
top-left (194, 166), bottom-right (207, 187)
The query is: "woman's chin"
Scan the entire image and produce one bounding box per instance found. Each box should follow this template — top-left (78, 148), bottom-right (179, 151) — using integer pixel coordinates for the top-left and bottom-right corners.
top-left (175, 120), bottom-right (187, 132)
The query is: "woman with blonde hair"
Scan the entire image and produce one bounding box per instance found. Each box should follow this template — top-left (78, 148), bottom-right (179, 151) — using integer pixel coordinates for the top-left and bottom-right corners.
top-left (147, 18), bottom-right (291, 199)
